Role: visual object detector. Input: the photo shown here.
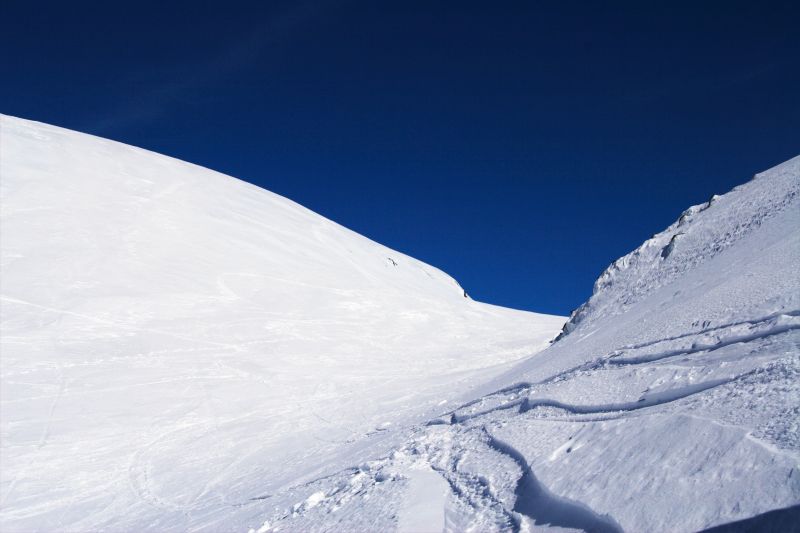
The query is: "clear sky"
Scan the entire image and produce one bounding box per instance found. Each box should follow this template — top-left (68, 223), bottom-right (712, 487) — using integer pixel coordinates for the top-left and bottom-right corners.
top-left (2, 0), bottom-right (798, 315)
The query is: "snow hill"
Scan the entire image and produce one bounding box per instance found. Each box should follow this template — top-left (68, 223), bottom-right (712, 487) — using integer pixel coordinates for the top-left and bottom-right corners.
top-left (235, 157), bottom-right (800, 532)
top-left (0, 115), bottom-right (564, 532)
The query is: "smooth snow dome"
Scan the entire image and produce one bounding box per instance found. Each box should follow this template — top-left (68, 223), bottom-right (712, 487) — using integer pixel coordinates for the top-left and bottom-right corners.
top-left (0, 115), bottom-right (564, 531)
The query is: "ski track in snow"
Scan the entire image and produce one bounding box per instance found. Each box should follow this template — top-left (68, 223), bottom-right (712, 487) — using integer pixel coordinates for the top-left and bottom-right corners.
top-left (485, 432), bottom-right (622, 533)
top-left (248, 312), bottom-right (798, 532)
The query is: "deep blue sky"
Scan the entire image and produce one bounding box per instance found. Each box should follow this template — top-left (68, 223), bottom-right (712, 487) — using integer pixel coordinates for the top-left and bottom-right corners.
top-left (2, 1), bottom-right (798, 315)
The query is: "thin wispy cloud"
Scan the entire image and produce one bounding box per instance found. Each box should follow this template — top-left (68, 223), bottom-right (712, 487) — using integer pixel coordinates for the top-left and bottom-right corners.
top-left (88, 0), bottom-right (339, 135)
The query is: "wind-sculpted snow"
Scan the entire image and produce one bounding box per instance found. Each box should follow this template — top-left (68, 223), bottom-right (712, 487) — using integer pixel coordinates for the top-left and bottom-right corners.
top-left (0, 115), bottom-right (564, 531)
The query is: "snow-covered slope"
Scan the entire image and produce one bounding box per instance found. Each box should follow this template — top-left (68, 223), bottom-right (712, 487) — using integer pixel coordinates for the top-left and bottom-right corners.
top-left (3, 115), bottom-right (797, 533)
top-left (0, 115), bottom-right (565, 531)
top-left (245, 156), bottom-right (800, 532)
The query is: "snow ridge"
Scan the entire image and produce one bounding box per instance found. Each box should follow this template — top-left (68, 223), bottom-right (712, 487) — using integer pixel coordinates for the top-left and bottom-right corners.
top-left (557, 156), bottom-right (800, 340)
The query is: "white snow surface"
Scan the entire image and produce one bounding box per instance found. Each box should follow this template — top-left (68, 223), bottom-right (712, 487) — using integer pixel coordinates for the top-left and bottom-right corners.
top-left (0, 115), bottom-right (565, 532)
top-left (1, 114), bottom-right (798, 533)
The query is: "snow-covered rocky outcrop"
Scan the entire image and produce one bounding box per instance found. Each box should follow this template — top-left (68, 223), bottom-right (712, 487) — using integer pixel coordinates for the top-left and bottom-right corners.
top-left (243, 156), bottom-right (799, 532)
top-left (0, 115), bottom-right (564, 532)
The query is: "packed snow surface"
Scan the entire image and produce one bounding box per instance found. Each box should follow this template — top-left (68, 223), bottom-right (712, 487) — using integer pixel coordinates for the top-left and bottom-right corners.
top-left (1, 115), bottom-right (798, 533)
top-left (0, 115), bottom-right (564, 531)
